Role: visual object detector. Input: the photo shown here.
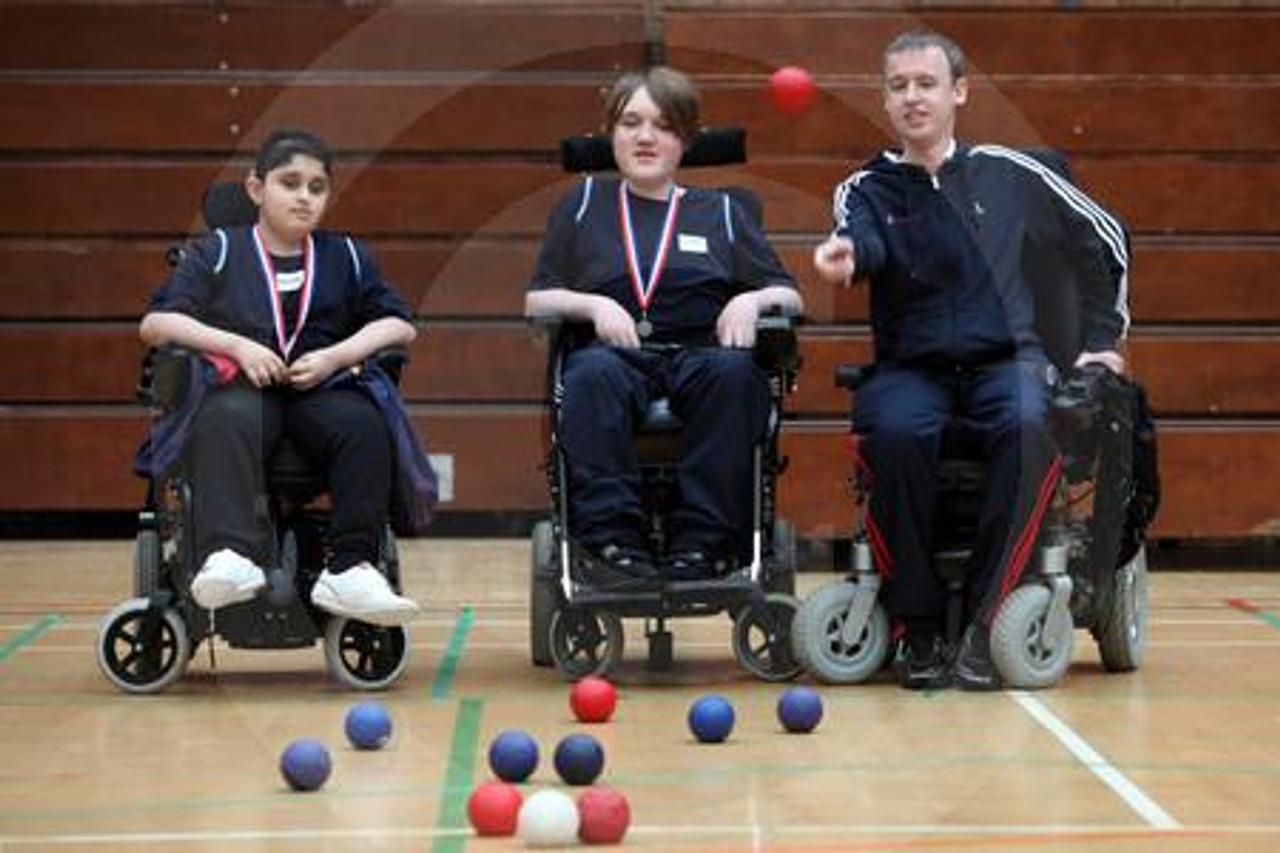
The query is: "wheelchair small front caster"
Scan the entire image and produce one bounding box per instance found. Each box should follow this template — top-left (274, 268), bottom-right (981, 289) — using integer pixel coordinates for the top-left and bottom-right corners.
top-left (549, 607), bottom-right (624, 679)
top-left (991, 583), bottom-right (1074, 689)
top-left (323, 617), bottom-right (411, 690)
top-left (791, 579), bottom-right (891, 684)
top-left (731, 592), bottom-right (802, 682)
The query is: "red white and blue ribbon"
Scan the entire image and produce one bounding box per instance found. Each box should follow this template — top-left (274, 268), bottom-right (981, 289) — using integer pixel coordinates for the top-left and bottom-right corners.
top-left (251, 225), bottom-right (315, 360)
top-left (618, 181), bottom-right (683, 317)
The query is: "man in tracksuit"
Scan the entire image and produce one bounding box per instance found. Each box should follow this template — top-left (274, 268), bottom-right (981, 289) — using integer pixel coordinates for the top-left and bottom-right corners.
top-left (813, 31), bottom-right (1129, 689)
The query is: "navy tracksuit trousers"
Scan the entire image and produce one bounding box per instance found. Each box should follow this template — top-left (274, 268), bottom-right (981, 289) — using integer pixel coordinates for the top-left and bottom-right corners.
top-left (558, 343), bottom-right (771, 560)
top-left (853, 358), bottom-right (1062, 630)
top-left (185, 383), bottom-right (393, 572)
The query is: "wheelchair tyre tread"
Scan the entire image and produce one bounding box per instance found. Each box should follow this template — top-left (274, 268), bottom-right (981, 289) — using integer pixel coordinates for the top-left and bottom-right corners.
top-left (990, 585), bottom-right (1074, 689)
top-left (731, 592), bottom-right (803, 682)
top-left (96, 597), bottom-right (190, 694)
top-left (134, 529), bottom-right (161, 598)
top-left (529, 521), bottom-right (559, 667)
top-left (1095, 545), bottom-right (1148, 672)
top-left (324, 618), bottom-right (411, 691)
top-left (791, 580), bottom-right (890, 684)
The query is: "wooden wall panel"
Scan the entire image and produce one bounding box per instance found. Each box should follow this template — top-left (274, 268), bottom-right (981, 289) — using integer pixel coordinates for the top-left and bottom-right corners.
top-left (5, 159), bottom-right (1279, 237)
top-left (0, 408), bottom-right (1275, 539)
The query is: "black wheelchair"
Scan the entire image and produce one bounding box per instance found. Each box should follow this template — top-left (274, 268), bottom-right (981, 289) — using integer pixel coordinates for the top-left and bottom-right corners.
top-left (528, 129), bottom-right (804, 681)
top-left (95, 184), bottom-right (412, 694)
top-left (792, 361), bottom-right (1158, 688)
top-left (792, 152), bottom-right (1159, 689)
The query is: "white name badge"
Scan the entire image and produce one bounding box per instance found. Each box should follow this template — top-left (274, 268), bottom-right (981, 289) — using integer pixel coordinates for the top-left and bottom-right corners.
top-left (678, 233), bottom-right (708, 254)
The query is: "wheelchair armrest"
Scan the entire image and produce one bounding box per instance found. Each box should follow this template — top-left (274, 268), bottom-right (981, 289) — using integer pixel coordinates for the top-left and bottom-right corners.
top-left (835, 363), bottom-right (874, 391)
top-left (138, 345), bottom-right (199, 411)
top-left (753, 312), bottom-right (801, 373)
top-left (361, 347), bottom-right (410, 386)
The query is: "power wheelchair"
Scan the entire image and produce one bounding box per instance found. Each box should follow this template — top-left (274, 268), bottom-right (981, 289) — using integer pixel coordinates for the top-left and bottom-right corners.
top-left (792, 153), bottom-right (1160, 689)
top-left (95, 183), bottom-right (413, 694)
top-left (528, 129), bottom-right (804, 681)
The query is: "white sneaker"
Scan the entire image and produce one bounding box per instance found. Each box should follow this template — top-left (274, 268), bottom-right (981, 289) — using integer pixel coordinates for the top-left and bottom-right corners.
top-left (190, 548), bottom-right (267, 610)
top-left (310, 563), bottom-right (420, 627)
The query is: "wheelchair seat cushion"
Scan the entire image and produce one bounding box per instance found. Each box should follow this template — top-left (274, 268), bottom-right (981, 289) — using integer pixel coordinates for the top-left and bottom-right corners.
top-left (639, 398), bottom-right (682, 433)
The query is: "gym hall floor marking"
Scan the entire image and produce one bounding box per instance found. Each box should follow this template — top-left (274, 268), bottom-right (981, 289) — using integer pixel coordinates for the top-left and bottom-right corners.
top-left (430, 604), bottom-right (474, 701)
top-left (1010, 691), bottom-right (1180, 829)
top-left (1226, 597), bottom-right (1280, 630)
top-left (431, 695), bottom-right (483, 853)
top-left (0, 614), bottom-right (61, 662)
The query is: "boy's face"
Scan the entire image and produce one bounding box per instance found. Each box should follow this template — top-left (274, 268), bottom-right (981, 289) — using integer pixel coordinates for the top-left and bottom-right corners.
top-left (611, 86), bottom-right (684, 194)
top-left (247, 153), bottom-right (331, 247)
top-left (883, 45), bottom-right (967, 152)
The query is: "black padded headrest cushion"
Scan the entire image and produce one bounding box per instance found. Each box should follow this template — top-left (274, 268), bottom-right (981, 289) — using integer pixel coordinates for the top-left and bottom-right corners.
top-left (560, 126), bottom-right (747, 173)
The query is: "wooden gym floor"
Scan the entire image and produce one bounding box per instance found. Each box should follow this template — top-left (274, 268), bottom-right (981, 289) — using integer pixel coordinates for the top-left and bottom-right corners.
top-left (1, 539), bottom-right (1278, 852)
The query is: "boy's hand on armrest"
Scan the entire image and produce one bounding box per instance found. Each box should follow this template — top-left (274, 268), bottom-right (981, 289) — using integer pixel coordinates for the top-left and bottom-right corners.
top-left (717, 291), bottom-right (763, 349)
top-left (590, 296), bottom-right (642, 349)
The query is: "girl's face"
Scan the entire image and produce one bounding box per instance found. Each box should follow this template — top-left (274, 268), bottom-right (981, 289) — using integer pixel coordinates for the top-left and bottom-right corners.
top-left (611, 86), bottom-right (684, 196)
top-left (246, 153), bottom-right (331, 249)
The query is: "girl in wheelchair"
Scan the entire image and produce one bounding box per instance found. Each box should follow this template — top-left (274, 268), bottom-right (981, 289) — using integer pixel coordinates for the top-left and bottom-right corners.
top-left (138, 129), bottom-right (420, 628)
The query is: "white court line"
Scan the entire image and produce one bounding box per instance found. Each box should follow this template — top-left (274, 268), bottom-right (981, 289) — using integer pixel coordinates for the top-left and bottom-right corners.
top-left (1012, 691), bottom-right (1181, 829)
top-left (7, 822), bottom-right (1280, 847)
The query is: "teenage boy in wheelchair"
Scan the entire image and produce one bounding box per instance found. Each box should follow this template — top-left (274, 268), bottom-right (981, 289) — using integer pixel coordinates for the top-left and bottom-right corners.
top-left (96, 129), bottom-right (426, 693)
top-left (805, 32), bottom-right (1141, 690)
top-left (525, 67), bottom-right (804, 678)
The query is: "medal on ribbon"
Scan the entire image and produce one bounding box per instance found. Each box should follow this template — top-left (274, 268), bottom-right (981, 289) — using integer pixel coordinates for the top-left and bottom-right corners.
top-left (619, 181), bottom-right (682, 339)
top-left (251, 226), bottom-right (315, 360)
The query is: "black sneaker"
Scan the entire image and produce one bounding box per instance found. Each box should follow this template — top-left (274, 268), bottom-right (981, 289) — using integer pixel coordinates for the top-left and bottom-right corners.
top-left (661, 550), bottom-right (728, 581)
top-left (900, 633), bottom-right (952, 690)
top-left (953, 624), bottom-right (1002, 691)
top-left (585, 544), bottom-right (659, 591)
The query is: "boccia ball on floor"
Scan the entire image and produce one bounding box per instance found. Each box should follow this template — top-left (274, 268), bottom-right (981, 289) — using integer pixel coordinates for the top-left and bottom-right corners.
top-left (578, 786), bottom-right (631, 845)
top-left (488, 729), bottom-right (540, 783)
top-left (344, 701), bottom-right (392, 750)
top-left (777, 686), bottom-right (824, 734)
top-left (569, 676), bottom-right (617, 724)
top-left (280, 738), bottom-right (331, 791)
top-left (688, 695), bottom-right (735, 743)
top-left (518, 788), bottom-right (580, 848)
top-left (467, 780), bottom-right (523, 837)
top-left (553, 732), bottom-right (605, 786)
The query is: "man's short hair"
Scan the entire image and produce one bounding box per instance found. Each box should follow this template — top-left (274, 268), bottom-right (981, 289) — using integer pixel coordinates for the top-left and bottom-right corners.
top-left (883, 31), bottom-right (967, 82)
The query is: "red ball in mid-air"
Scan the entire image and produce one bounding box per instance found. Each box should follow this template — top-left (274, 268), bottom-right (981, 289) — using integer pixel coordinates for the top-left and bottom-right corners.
top-left (569, 676), bottom-right (617, 724)
top-left (769, 65), bottom-right (816, 117)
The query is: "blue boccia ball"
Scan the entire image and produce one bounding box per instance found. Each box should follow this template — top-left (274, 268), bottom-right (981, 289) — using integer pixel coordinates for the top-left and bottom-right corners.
top-left (345, 702), bottom-right (393, 750)
top-left (688, 695), bottom-right (736, 743)
top-left (553, 733), bottom-right (605, 786)
top-left (280, 738), bottom-right (332, 791)
top-left (488, 729), bottom-right (540, 783)
top-left (777, 686), bottom-right (823, 734)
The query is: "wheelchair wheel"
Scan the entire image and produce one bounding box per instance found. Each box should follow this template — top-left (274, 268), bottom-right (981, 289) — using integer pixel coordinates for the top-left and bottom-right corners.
top-left (549, 607), bottom-right (623, 679)
top-left (1095, 544), bottom-right (1148, 672)
top-left (791, 580), bottom-right (890, 684)
top-left (731, 592), bottom-right (802, 682)
top-left (991, 585), bottom-right (1074, 689)
top-left (133, 529), bottom-right (161, 597)
top-left (766, 519), bottom-right (798, 596)
top-left (529, 520), bottom-right (560, 667)
top-left (96, 597), bottom-right (190, 694)
top-left (324, 617), bottom-right (411, 691)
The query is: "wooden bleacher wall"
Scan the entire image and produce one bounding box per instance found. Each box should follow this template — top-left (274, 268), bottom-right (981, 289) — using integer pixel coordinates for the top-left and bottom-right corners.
top-left (0, 1), bottom-right (1277, 546)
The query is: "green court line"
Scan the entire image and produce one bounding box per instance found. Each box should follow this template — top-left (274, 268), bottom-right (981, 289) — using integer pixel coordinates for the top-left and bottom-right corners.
top-left (430, 605), bottom-right (474, 701)
top-left (431, 696), bottom-right (483, 853)
top-left (0, 614), bottom-right (61, 662)
top-left (1227, 598), bottom-right (1280, 630)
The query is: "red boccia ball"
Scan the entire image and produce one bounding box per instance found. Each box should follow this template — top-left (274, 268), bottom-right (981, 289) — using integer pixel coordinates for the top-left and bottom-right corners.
top-left (769, 65), bottom-right (816, 117)
top-left (578, 786), bottom-right (631, 845)
top-left (467, 780), bottom-right (523, 837)
top-left (569, 676), bottom-right (617, 724)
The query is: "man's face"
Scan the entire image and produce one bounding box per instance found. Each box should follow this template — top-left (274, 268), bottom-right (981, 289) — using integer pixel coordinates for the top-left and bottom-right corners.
top-left (883, 45), bottom-right (967, 151)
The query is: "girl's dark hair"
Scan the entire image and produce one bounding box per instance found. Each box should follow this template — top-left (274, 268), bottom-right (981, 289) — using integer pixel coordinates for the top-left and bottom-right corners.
top-left (253, 129), bottom-right (334, 178)
top-left (603, 66), bottom-right (700, 145)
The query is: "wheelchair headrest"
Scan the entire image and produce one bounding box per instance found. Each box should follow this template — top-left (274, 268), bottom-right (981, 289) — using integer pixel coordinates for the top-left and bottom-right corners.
top-left (201, 181), bottom-right (259, 230)
top-left (560, 126), bottom-right (746, 173)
